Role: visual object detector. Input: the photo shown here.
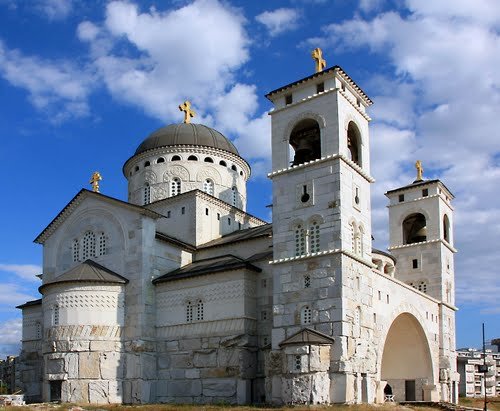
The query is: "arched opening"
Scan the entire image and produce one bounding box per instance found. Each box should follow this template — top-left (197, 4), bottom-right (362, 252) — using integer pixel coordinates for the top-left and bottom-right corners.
top-left (380, 313), bottom-right (434, 401)
top-left (188, 155), bottom-right (198, 161)
top-left (347, 122), bottom-right (361, 166)
top-left (403, 213), bottom-right (427, 244)
top-left (171, 155), bottom-right (181, 161)
top-left (219, 160), bottom-right (227, 167)
top-left (144, 161), bottom-right (150, 167)
top-left (156, 157), bottom-right (165, 163)
top-left (443, 214), bottom-right (450, 243)
top-left (204, 157), bottom-right (214, 163)
top-left (289, 119), bottom-right (321, 166)
top-left (231, 165), bottom-right (237, 171)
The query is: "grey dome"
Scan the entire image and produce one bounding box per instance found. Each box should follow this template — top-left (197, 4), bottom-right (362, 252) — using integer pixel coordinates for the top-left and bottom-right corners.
top-left (135, 123), bottom-right (239, 156)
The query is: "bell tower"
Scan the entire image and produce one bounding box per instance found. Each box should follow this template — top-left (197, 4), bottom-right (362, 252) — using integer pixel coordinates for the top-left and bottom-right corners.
top-left (385, 164), bottom-right (458, 400)
top-left (266, 51), bottom-right (378, 404)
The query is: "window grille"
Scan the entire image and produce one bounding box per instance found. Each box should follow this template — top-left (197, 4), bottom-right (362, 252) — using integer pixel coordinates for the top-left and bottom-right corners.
top-left (203, 179), bottom-right (214, 195)
top-left (309, 221), bottom-right (320, 253)
top-left (231, 186), bottom-right (237, 206)
top-left (196, 300), bottom-right (204, 321)
top-left (72, 239), bottom-right (80, 262)
top-left (53, 305), bottom-right (59, 326)
top-left (304, 275), bottom-right (311, 288)
top-left (295, 225), bottom-right (306, 256)
top-left (82, 231), bottom-right (96, 260)
top-left (98, 233), bottom-right (107, 256)
top-left (170, 178), bottom-right (181, 196)
top-left (301, 306), bottom-right (312, 324)
top-left (295, 355), bottom-right (301, 370)
top-left (143, 184), bottom-right (151, 205)
top-left (186, 301), bottom-right (193, 322)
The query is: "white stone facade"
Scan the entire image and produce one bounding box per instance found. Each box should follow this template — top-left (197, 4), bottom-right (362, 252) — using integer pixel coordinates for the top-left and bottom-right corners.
top-left (17, 63), bottom-right (459, 405)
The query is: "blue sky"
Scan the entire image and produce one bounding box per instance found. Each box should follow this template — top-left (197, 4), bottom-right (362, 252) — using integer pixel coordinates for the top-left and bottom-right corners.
top-left (0, 0), bottom-right (499, 357)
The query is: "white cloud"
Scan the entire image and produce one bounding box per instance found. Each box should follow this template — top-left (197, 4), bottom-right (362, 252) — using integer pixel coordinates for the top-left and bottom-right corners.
top-left (35, 0), bottom-right (74, 20)
top-left (255, 8), bottom-right (300, 37)
top-left (0, 40), bottom-right (95, 122)
top-left (0, 283), bottom-right (37, 306)
top-left (0, 318), bottom-right (22, 358)
top-left (0, 264), bottom-right (41, 282)
top-left (359, 0), bottom-right (385, 13)
top-left (310, 0), bottom-right (500, 311)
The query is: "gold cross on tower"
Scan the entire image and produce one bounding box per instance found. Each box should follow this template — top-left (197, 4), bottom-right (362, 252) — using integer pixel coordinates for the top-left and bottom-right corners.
top-left (179, 100), bottom-right (196, 124)
top-left (311, 48), bottom-right (326, 73)
top-left (90, 171), bottom-right (102, 193)
top-left (415, 160), bottom-right (424, 182)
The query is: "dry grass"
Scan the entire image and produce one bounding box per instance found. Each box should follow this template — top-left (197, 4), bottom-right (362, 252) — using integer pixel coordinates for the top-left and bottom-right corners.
top-left (459, 395), bottom-right (500, 411)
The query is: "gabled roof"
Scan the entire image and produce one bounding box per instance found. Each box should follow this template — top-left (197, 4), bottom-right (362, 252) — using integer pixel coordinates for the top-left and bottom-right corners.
top-left (385, 179), bottom-right (454, 198)
top-left (39, 259), bottom-right (128, 293)
top-left (198, 223), bottom-right (272, 249)
top-left (34, 189), bottom-right (163, 244)
top-left (153, 254), bottom-right (262, 284)
top-left (279, 327), bottom-right (335, 347)
top-left (265, 65), bottom-right (372, 105)
top-left (16, 298), bottom-right (42, 310)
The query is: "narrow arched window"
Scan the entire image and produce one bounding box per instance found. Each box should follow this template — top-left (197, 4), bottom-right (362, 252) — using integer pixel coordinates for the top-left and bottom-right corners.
top-left (357, 226), bottom-right (364, 256)
top-left (204, 157), bottom-right (214, 163)
top-left (188, 155), bottom-right (198, 161)
top-left (82, 231), bottom-right (96, 259)
top-left (350, 222), bottom-right (356, 253)
top-left (309, 221), bottom-right (320, 253)
top-left (443, 214), bottom-right (450, 243)
top-left (143, 183), bottom-right (151, 205)
top-left (219, 160), bottom-right (227, 167)
top-left (72, 239), bottom-right (80, 262)
top-left (170, 178), bottom-right (181, 196)
top-left (171, 155), bottom-right (181, 161)
top-left (203, 179), bottom-right (214, 195)
top-left (144, 161), bottom-right (150, 167)
top-left (53, 305), bottom-right (59, 326)
top-left (231, 165), bottom-right (237, 171)
top-left (295, 224), bottom-right (306, 256)
top-left (347, 122), bottom-right (361, 166)
top-left (156, 157), bottom-right (165, 163)
top-left (196, 300), bottom-right (204, 321)
top-left (98, 233), bottom-right (107, 256)
top-left (231, 186), bottom-right (237, 207)
top-left (186, 301), bottom-right (193, 322)
top-left (301, 306), bottom-right (312, 324)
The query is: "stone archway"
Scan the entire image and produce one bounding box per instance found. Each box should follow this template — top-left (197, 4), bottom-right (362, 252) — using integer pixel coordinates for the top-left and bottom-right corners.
top-left (380, 313), bottom-right (434, 402)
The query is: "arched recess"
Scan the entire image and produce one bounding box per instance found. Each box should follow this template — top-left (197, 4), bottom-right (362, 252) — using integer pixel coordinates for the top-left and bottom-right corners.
top-left (347, 121), bottom-right (362, 166)
top-left (289, 118), bottom-right (322, 166)
top-left (443, 214), bottom-right (451, 243)
top-left (402, 213), bottom-right (427, 244)
top-left (379, 313), bottom-right (434, 401)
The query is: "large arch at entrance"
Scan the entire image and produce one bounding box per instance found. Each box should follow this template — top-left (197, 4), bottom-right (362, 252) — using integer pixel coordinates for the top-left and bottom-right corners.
top-left (379, 313), bottom-right (434, 402)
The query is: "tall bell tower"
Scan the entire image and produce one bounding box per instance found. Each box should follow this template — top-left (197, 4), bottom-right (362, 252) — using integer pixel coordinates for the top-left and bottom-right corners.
top-left (266, 50), bottom-right (378, 404)
top-left (385, 164), bottom-right (458, 401)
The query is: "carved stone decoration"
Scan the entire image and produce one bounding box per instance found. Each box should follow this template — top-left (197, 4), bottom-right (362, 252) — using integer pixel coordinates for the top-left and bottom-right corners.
top-left (163, 165), bottom-right (190, 182)
top-left (153, 186), bottom-right (168, 201)
top-left (196, 167), bottom-right (222, 185)
top-left (143, 170), bottom-right (157, 184)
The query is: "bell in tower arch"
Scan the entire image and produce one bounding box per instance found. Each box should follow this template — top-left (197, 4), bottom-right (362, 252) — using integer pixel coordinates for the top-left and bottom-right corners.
top-left (289, 119), bottom-right (321, 166)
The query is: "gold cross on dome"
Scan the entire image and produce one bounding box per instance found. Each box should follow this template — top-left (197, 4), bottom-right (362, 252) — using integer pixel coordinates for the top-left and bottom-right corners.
top-left (415, 160), bottom-right (424, 182)
top-left (179, 100), bottom-right (196, 124)
top-left (90, 171), bottom-right (102, 193)
top-left (311, 48), bottom-right (326, 73)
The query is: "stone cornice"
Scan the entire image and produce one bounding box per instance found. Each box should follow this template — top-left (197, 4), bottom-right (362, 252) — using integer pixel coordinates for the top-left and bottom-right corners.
top-left (338, 89), bottom-right (372, 121)
top-left (387, 193), bottom-right (455, 211)
top-left (388, 238), bottom-right (457, 253)
top-left (269, 248), bottom-right (375, 269)
top-left (267, 153), bottom-right (375, 183)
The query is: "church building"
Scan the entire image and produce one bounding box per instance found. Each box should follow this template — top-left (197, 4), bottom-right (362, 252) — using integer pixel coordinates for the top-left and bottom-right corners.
top-left (17, 49), bottom-right (460, 405)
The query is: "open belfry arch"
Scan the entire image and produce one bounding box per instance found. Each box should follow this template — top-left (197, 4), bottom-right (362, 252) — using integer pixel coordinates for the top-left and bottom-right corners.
top-left (17, 48), bottom-right (458, 406)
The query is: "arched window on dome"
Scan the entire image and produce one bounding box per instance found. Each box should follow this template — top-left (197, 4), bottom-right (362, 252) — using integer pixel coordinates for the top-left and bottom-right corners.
top-left (204, 157), bottom-right (214, 163)
top-left (143, 183), bottom-right (151, 205)
top-left (347, 122), bottom-right (362, 166)
top-left (171, 178), bottom-right (181, 196)
top-left (171, 155), bottom-right (181, 161)
top-left (289, 119), bottom-right (321, 166)
top-left (231, 186), bottom-right (237, 207)
top-left (219, 160), bottom-right (227, 167)
top-left (188, 155), bottom-right (198, 161)
top-left (156, 157), bottom-right (165, 163)
top-left (203, 179), bottom-right (214, 196)
top-left (403, 213), bottom-right (427, 244)
top-left (231, 165), bottom-right (237, 171)
top-left (301, 305), bottom-right (312, 325)
top-left (144, 161), bottom-right (150, 167)
top-left (82, 231), bottom-right (95, 260)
